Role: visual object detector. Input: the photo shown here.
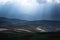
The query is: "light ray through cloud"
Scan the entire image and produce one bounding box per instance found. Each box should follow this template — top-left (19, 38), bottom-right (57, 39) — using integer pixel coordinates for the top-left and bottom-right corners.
top-left (0, 0), bottom-right (41, 15)
top-left (0, 0), bottom-right (60, 21)
top-left (15, 0), bottom-right (40, 15)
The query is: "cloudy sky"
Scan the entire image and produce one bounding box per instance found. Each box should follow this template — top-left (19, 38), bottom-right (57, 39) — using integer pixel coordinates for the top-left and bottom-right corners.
top-left (0, 0), bottom-right (60, 21)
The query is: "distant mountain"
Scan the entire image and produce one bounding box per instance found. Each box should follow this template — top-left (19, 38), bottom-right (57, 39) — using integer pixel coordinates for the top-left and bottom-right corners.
top-left (0, 17), bottom-right (60, 32)
top-left (0, 17), bottom-right (30, 29)
top-left (0, 17), bottom-right (28, 24)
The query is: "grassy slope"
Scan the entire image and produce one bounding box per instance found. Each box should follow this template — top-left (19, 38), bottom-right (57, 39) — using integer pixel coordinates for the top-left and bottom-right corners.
top-left (0, 31), bottom-right (60, 40)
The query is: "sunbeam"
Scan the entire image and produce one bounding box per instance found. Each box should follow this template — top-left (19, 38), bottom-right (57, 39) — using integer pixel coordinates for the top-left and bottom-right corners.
top-left (15, 0), bottom-right (40, 15)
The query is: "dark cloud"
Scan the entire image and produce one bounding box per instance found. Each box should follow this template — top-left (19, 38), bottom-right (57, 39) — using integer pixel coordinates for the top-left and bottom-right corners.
top-left (51, 4), bottom-right (60, 20)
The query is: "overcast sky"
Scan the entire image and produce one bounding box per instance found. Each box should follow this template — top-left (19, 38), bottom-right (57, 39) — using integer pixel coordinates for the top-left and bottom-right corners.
top-left (0, 0), bottom-right (60, 21)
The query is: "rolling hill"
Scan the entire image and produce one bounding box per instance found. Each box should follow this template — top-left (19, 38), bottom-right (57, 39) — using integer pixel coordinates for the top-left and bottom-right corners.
top-left (0, 17), bottom-right (60, 32)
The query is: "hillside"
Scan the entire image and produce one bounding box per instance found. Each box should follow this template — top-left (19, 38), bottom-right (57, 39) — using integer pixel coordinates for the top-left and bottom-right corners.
top-left (0, 17), bottom-right (60, 32)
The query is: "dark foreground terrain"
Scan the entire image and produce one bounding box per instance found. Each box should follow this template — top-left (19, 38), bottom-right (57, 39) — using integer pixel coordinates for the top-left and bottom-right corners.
top-left (0, 31), bottom-right (60, 40)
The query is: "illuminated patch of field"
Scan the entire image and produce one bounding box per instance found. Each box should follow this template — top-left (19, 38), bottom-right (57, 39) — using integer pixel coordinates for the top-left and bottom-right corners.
top-left (15, 29), bottom-right (32, 32)
top-left (0, 28), bottom-right (8, 31)
top-left (36, 27), bottom-right (47, 32)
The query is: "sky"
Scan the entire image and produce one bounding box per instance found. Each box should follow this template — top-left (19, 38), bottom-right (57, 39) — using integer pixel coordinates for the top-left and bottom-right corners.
top-left (0, 0), bottom-right (60, 21)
